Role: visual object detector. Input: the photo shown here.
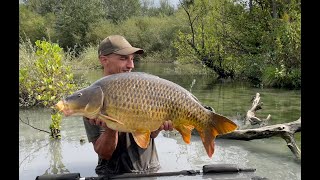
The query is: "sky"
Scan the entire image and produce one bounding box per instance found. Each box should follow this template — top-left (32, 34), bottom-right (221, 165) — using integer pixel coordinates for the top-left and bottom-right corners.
top-left (152, 0), bottom-right (180, 9)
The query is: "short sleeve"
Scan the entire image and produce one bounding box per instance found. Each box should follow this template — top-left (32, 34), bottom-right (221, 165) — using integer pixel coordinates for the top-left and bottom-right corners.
top-left (83, 117), bottom-right (104, 143)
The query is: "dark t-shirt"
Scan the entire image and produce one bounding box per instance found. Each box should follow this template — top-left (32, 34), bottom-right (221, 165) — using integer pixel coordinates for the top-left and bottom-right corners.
top-left (83, 117), bottom-right (160, 176)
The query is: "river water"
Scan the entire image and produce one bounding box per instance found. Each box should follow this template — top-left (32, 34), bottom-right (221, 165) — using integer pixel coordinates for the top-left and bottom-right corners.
top-left (19, 62), bottom-right (301, 180)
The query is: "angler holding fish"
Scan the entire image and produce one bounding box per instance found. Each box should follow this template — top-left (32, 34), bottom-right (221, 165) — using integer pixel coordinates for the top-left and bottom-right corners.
top-left (55, 35), bottom-right (237, 176)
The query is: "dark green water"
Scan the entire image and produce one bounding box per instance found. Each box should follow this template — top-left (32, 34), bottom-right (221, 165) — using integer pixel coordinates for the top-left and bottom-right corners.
top-left (19, 62), bottom-right (301, 180)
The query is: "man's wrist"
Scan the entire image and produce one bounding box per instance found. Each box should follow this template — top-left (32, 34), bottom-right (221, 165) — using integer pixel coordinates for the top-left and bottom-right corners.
top-left (151, 129), bottom-right (161, 138)
top-left (103, 128), bottom-right (118, 137)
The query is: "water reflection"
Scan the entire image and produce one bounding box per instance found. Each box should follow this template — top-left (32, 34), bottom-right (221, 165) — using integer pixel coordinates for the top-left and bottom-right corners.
top-left (43, 139), bottom-right (70, 175)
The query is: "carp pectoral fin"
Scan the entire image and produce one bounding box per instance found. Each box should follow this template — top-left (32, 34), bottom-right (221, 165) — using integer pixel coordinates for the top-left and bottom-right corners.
top-left (175, 124), bottom-right (194, 144)
top-left (98, 114), bottom-right (124, 125)
top-left (132, 131), bottom-right (151, 149)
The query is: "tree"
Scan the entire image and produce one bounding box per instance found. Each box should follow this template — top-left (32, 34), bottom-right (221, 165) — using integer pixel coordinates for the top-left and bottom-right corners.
top-left (174, 0), bottom-right (235, 79)
top-left (54, 0), bottom-right (104, 51)
top-left (102, 0), bottom-right (142, 23)
top-left (141, 0), bottom-right (175, 17)
top-left (174, 0), bottom-right (300, 88)
top-left (19, 4), bottom-right (48, 43)
top-left (23, 0), bottom-right (62, 15)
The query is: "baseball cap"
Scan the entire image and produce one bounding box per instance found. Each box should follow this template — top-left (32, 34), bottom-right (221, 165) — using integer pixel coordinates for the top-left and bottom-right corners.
top-left (98, 35), bottom-right (144, 56)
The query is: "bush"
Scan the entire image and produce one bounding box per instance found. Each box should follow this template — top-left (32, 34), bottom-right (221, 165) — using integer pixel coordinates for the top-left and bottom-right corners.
top-left (19, 5), bottom-right (48, 44)
top-left (19, 39), bottom-right (86, 138)
top-left (19, 39), bottom-right (79, 107)
top-left (262, 65), bottom-right (301, 89)
top-left (75, 44), bottom-right (102, 69)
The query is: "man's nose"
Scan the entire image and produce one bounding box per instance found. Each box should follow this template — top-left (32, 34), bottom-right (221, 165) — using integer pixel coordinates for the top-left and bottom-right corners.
top-left (127, 59), bottom-right (134, 69)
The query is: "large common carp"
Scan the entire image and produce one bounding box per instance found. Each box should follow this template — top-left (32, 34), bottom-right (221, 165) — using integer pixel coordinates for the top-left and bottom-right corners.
top-left (55, 72), bottom-right (237, 158)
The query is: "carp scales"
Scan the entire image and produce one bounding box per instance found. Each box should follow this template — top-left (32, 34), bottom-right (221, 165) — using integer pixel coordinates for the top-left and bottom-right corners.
top-left (55, 72), bottom-right (237, 158)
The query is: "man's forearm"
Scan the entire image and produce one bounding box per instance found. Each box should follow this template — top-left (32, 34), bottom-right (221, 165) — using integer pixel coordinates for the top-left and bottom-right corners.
top-left (93, 129), bottom-right (118, 160)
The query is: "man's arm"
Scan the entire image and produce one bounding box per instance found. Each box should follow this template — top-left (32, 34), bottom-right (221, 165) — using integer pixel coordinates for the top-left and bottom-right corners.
top-left (86, 118), bottom-right (118, 160)
top-left (86, 118), bottom-right (173, 158)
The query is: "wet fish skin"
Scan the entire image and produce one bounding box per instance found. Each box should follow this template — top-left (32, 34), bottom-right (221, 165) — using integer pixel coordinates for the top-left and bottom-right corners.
top-left (56, 72), bottom-right (238, 158)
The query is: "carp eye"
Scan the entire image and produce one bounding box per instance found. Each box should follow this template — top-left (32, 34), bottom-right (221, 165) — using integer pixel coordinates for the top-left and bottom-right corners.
top-left (77, 92), bottom-right (82, 97)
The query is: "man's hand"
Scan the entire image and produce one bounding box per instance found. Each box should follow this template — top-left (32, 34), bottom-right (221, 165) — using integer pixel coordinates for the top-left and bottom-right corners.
top-left (88, 118), bottom-right (108, 128)
top-left (150, 120), bottom-right (173, 138)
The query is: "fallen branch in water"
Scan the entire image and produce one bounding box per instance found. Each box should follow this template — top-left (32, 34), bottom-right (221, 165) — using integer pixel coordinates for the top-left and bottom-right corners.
top-left (217, 92), bottom-right (301, 161)
top-left (19, 117), bottom-right (50, 134)
top-left (244, 93), bottom-right (270, 127)
top-left (218, 118), bottom-right (301, 160)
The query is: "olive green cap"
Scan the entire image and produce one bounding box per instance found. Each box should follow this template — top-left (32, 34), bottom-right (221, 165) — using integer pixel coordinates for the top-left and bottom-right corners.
top-left (98, 35), bottom-right (144, 56)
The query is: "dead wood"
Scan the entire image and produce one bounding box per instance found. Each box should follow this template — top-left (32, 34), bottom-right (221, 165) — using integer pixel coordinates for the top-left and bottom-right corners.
top-left (244, 93), bottom-right (270, 127)
top-left (217, 92), bottom-right (301, 160)
top-left (218, 118), bottom-right (301, 160)
top-left (19, 117), bottom-right (50, 134)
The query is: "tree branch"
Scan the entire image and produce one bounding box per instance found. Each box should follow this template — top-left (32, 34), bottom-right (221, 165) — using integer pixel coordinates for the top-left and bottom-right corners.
top-left (19, 117), bottom-right (50, 134)
top-left (244, 93), bottom-right (270, 127)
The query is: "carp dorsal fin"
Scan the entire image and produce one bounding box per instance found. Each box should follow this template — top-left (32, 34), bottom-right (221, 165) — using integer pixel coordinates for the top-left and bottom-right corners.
top-left (97, 113), bottom-right (124, 125)
top-left (175, 124), bottom-right (194, 144)
top-left (132, 130), bottom-right (151, 149)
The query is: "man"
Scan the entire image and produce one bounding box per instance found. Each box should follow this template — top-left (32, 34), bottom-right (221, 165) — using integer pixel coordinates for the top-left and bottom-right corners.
top-left (83, 35), bottom-right (173, 176)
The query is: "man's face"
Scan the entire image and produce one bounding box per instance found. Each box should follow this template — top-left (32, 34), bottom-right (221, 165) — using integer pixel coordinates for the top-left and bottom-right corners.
top-left (100, 53), bottom-right (135, 75)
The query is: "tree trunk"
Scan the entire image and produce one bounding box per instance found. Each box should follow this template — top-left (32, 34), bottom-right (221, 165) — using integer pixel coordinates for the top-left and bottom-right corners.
top-left (217, 92), bottom-right (301, 160)
top-left (218, 118), bottom-right (301, 160)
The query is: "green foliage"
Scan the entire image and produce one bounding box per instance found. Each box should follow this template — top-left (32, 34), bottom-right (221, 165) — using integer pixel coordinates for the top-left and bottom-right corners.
top-left (19, 5), bottom-right (48, 43)
top-left (24, 0), bottom-right (61, 15)
top-left (19, 39), bottom-right (83, 138)
top-left (165, 62), bottom-right (217, 76)
top-left (19, 0), bottom-right (300, 89)
top-left (262, 65), bottom-right (301, 89)
top-left (19, 39), bottom-right (78, 107)
top-left (122, 16), bottom-right (180, 59)
top-left (139, 49), bottom-right (175, 63)
top-left (102, 0), bottom-right (142, 23)
top-left (75, 45), bottom-right (102, 69)
top-left (85, 19), bottom-right (118, 44)
top-left (266, 15), bottom-right (301, 70)
top-left (174, 31), bottom-right (201, 64)
top-left (87, 16), bottom-right (180, 62)
top-left (141, 0), bottom-right (175, 17)
top-left (174, 0), bottom-right (236, 78)
top-left (174, 0), bottom-right (300, 87)
top-left (54, 0), bottom-right (104, 51)
top-left (237, 55), bottom-right (265, 83)
top-left (49, 111), bottom-right (62, 139)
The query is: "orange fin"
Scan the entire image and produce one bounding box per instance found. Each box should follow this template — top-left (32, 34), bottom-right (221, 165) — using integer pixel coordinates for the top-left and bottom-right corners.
top-left (211, 113), bottom-right (238, 134)
top-left (97, 113), bottom-right (124, 125)
top-left (197, 112), bottom-right (238, 158)
top-left (198, 129), bottom-right (217, 158)
top-left (132, 130), bottom-right (151, 149)
top-left (175, 124), bottom-right (194, 144)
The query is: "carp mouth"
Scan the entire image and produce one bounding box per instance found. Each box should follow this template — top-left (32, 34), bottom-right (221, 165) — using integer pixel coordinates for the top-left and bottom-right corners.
top-left (55, 100), bottom-right (73, 116)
